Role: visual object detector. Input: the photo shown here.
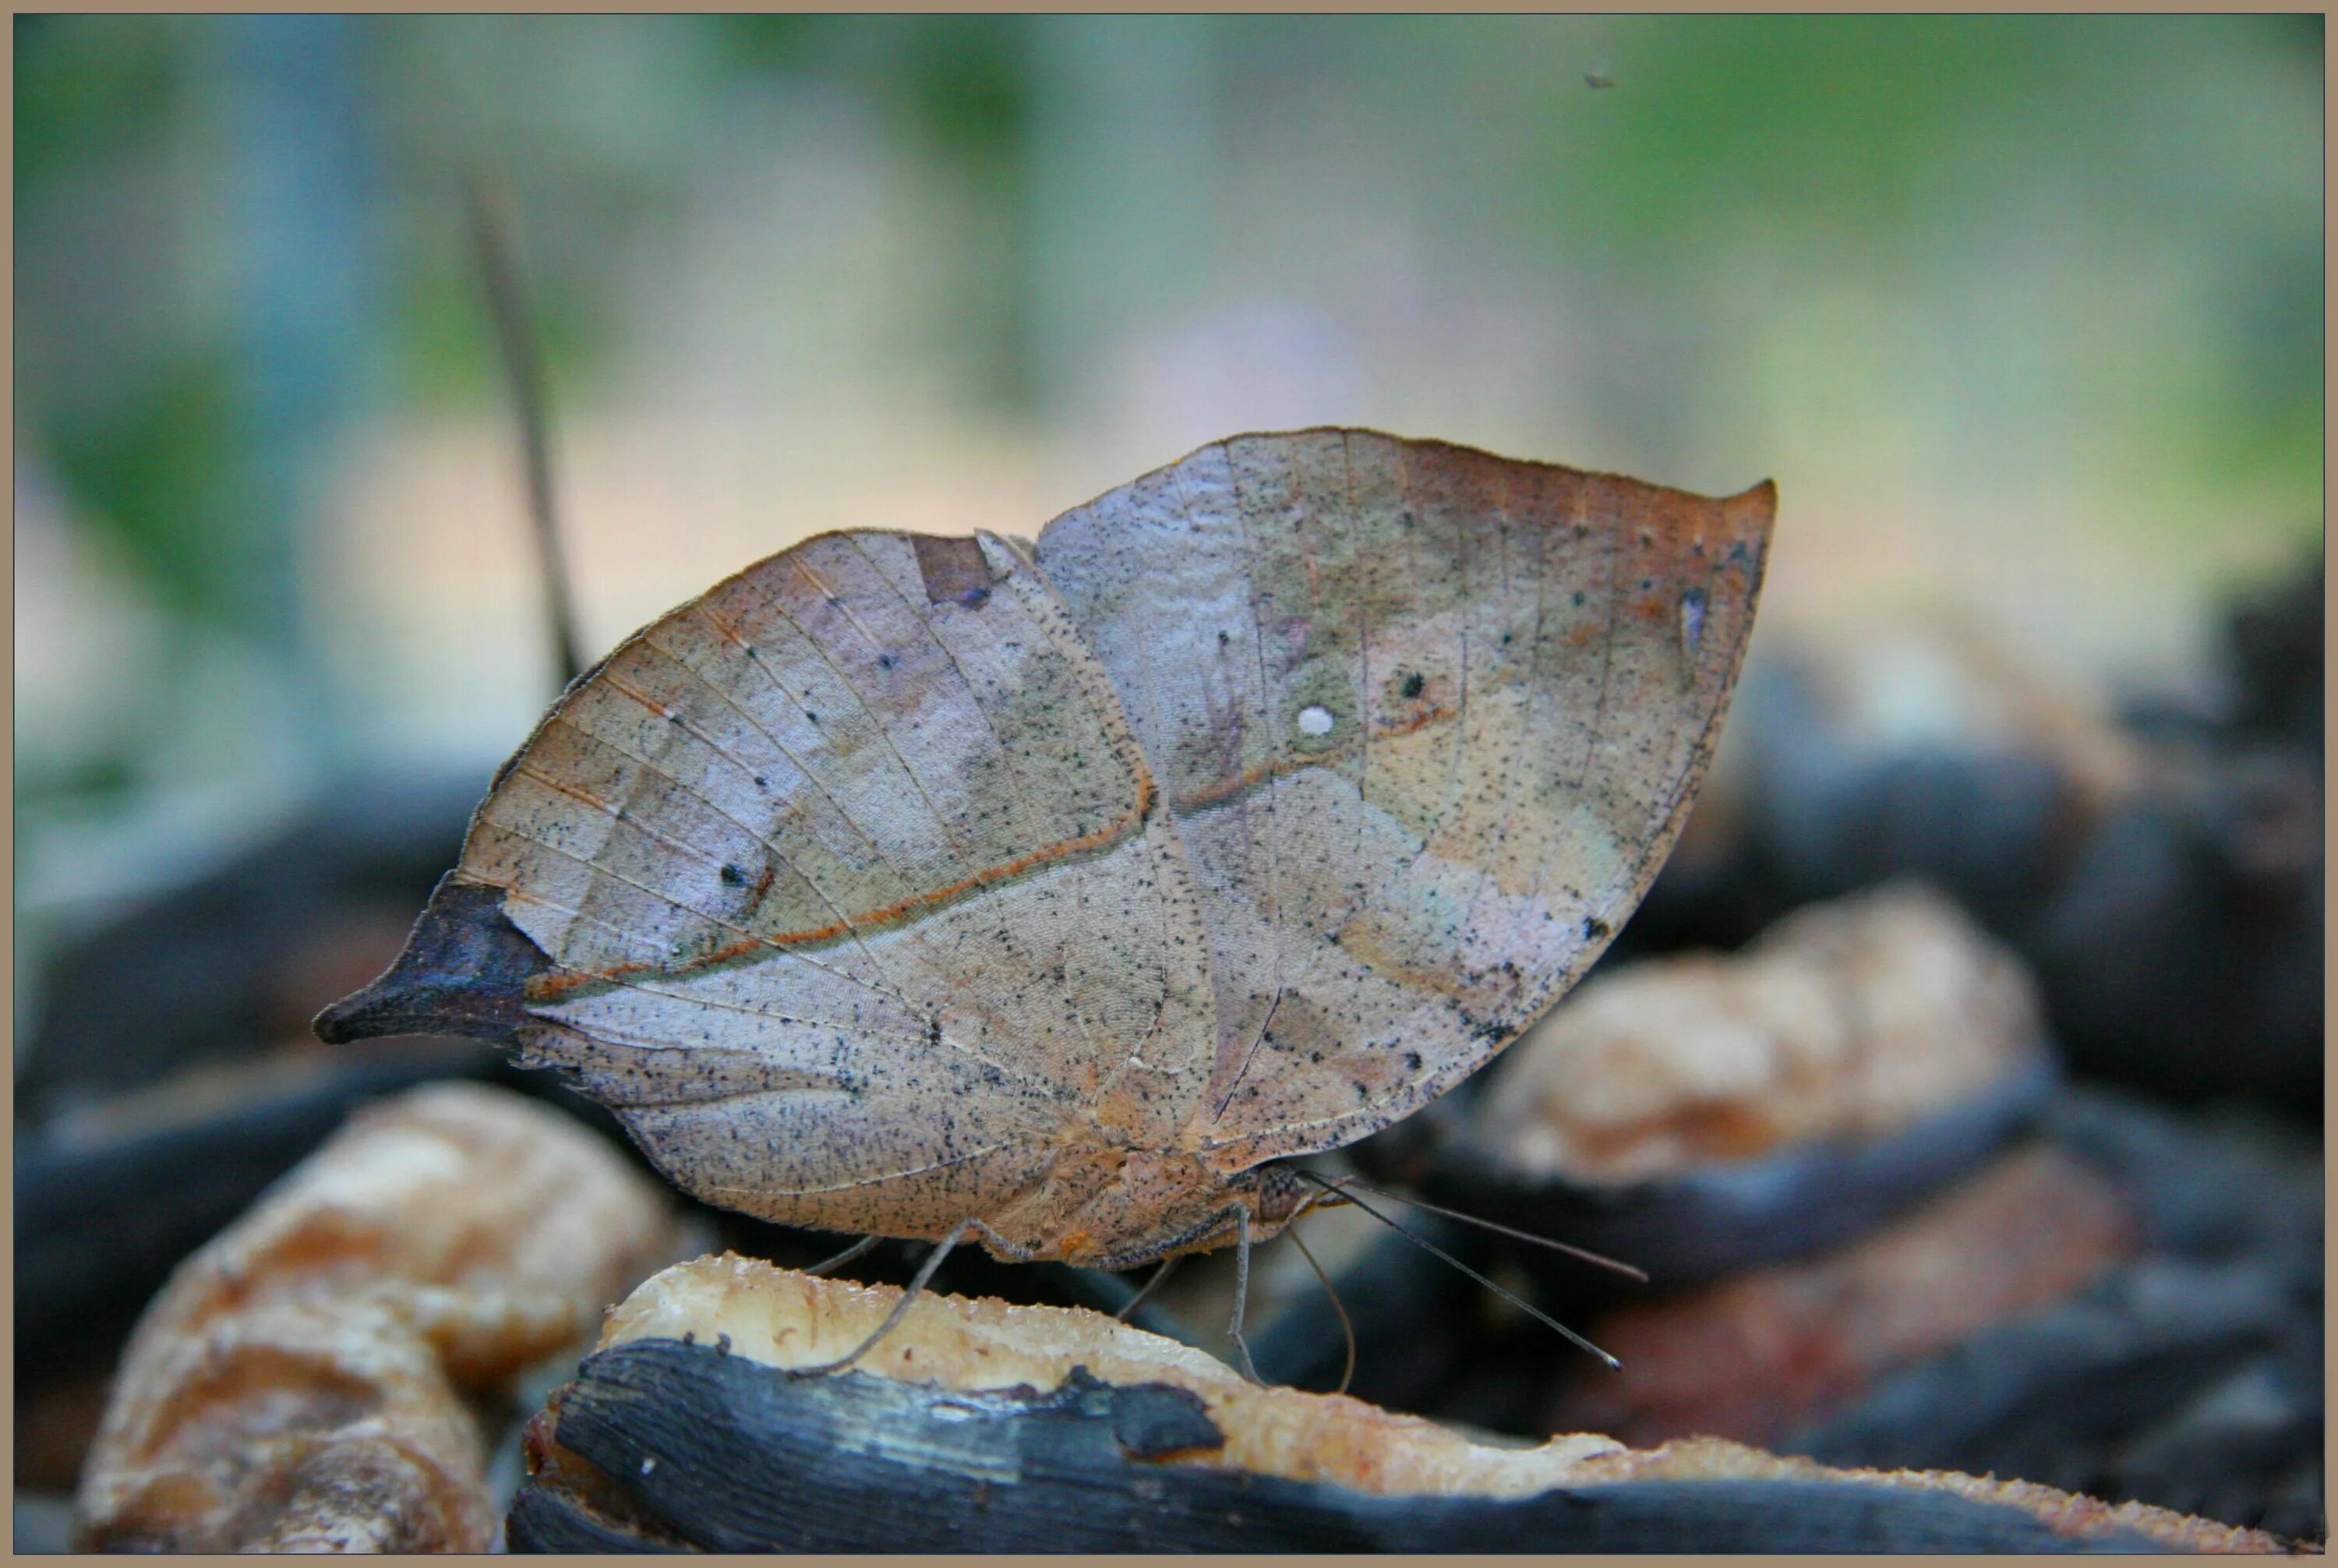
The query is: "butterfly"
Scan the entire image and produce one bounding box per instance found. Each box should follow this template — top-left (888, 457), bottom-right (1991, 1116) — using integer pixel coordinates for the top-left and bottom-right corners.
top-left (320, 428), bottom-right (1772, 1370)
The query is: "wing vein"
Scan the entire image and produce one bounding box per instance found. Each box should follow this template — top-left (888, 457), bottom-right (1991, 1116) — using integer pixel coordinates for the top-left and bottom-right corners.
top-left (1201, 440), bottom-right (1291, 1125)
top-left (844, 534), bottom-right (1113, 1075)
top-left (777, 552), bottom-right (995, 888)
top-left (693, 1139), bottom-right (1025, 1200)
top-left (539, 707), bottom-right (918, 1012)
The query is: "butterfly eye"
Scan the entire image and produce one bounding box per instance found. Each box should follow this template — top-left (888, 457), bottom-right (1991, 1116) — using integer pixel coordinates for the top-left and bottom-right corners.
top-left (1297, 705), bottom-right (1337, 737)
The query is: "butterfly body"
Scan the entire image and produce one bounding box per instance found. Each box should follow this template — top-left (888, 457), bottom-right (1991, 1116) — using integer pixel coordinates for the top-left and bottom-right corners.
top-left (320, 429), bottom-right (1772, 1272)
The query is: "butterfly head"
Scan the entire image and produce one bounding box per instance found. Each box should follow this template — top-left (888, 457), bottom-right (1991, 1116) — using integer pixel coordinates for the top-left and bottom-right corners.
top-left (1239, 1160), bottom-right (1317, 1227)
top-left (1149, 1160), bottom-right (1328, 1258)
top-left (1044, 1153), bottom-right (1327, 1270)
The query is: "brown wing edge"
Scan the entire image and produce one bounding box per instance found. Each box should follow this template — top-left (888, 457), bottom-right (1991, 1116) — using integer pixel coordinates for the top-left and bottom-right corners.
top-left (1032, 426), bottom-right (1773, 566)
top-left (1367, 470), bottom-right (1780, 1159)
top-left (1529, 472), bottom-right (1778, 1004)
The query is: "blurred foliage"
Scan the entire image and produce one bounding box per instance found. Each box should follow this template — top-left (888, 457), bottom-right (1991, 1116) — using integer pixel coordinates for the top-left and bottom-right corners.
top-left (12, 14), bottom-right (2323, 813)
top-left (16, 15), bottom-right (178, 189)
top-left (705, 15), bottom-right (1039, 395)
top-left (14, 15), bottom-right (1058, 642)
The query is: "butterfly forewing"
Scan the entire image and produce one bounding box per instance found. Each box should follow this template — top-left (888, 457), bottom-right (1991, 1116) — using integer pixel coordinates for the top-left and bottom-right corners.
top-left (1033, 429), bottom-right (1772, 1171)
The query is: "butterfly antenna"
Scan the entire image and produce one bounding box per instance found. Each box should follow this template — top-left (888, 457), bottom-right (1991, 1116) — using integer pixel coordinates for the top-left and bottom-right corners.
top-left (1297, 1171), bottom-right (1621, 1371)
top-left (1318, 1174), bottom-right (1648, 1283)
top-left (789, 1217), bottom-right (973, 1378)
top-left (467, 172), bottom-right (587, 690)
top-left (1114, 1254), bottom-right (1183, 1323)
top-left (805, 1234), bottom-right (882, 1278)
top-left (1287, 1220), bottom-right (1356, 1397)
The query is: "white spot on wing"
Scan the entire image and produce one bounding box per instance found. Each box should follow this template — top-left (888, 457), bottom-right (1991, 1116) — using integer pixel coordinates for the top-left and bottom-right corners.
top-left (1679, 588), bottom-right (1707, 670)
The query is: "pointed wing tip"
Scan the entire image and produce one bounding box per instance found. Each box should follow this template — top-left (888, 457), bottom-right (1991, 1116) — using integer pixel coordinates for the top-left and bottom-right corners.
top-left (312, 983), bottom-right (394, 1045)
top-left (1709, 478), bottom-right (1779, 569)
top-left (312, 873), bottom-right (553, 1049)
top-left (1731, 477), bottom-right (1780, 524)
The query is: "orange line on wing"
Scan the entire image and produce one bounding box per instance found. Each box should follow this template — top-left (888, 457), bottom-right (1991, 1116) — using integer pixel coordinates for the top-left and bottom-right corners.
top-left (601, 672), bottom-right (674, 719)
top-left (517, 763), bottom-right (621, 816)
top-left (1376, 702), bottom-right (1456, 742)
top-left (699, 605), bottom-right (750, 646)
top-left (1168, 705), bottom-right (1453, 814)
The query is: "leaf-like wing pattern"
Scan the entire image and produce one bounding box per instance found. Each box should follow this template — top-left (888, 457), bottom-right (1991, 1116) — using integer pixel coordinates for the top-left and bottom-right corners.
top-left (322, 429), bottom-right (1771, 1262)
top-left (1034, 430), bottom-right (1772, 1171)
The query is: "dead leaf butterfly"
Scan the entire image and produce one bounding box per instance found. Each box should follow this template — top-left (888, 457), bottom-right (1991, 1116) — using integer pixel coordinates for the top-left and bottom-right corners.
top-left (320, 428), bottom-right (1774, 1368)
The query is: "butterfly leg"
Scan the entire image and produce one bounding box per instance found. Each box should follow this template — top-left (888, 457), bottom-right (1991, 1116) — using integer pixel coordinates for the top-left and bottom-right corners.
top-left (1287, 1219), bottom-right (1356, 1397)
top-left (804, 1234), bottom-right (881, 1277)
top-left (1112, 1255), bottom-right (1183, 1322)
top-left (786, 1217), bottom-right (978, 1379)
top-left (964, 1217), bottom-right (1037, 1262)
top-left (1226, 1206), bottom-right (1264, 1386)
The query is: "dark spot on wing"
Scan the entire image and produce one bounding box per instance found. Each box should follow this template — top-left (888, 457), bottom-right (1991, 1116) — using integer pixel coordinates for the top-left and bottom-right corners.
top-left (913, 533), bottom-right (997, 608)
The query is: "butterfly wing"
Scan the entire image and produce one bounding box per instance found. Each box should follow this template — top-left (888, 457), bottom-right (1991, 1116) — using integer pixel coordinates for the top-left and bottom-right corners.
top-left (352, 529), bottom-right (1219, 1242)
top-left (1032, 429), bottom-right (1773, 1172)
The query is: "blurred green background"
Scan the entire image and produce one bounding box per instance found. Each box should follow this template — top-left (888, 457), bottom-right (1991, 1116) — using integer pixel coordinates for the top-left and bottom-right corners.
top-left (13, 14), bottom-right (2322, 1019)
